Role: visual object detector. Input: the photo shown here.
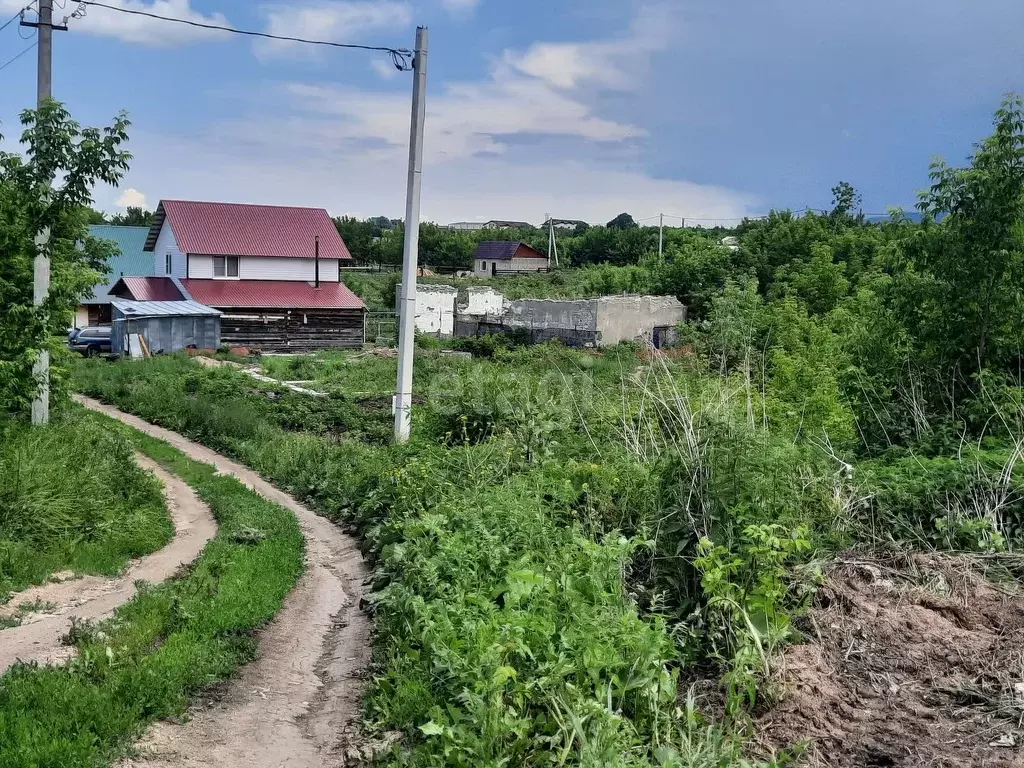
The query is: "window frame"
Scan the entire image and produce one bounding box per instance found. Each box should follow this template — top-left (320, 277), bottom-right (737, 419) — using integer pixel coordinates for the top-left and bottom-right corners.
top-left (213, 255), bottom-right (240, 279)
top-left (165, 253), bottom-right (173, 274)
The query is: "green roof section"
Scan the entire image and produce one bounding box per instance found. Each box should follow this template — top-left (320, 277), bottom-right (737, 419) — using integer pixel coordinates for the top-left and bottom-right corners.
top-left (84, 225), bottom-right (154, 304)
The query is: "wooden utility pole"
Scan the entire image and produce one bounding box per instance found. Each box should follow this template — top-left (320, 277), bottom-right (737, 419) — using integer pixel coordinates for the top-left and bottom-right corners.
top-left (22, 0), bottom-right (65, 426)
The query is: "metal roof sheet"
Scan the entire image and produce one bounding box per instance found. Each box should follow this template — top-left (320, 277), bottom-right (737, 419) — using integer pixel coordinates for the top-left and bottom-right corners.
top-left (473, 241), bottom-right (548, 261)
top-left (111, 299), bottom-right (221, 318)
top-left (112, 276), bottom-right (186, 301)
top-left (83, 225), bottom-right (154, 304)
top-left (179, 279), bottom-right (366, 310)
top-left (145, 200), bottom-right (352, 260)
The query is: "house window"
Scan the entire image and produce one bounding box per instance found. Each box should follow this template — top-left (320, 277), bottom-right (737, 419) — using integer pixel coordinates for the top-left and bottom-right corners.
top-left (165, 253), bottom-right (172, 274)
top-left (481, 261), bottom-right (486, 270)
top-left (213, 256), bottom-right (239, 278)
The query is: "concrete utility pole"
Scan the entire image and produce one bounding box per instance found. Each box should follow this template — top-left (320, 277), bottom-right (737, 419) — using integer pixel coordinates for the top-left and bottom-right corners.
top-left (24, 0), bottom-right (64, 426)
top-left (394, 26), bottom-right (428, 443)
top-left (658, 212), bottom-right (664, 259)
top-left (546, 211), bottom-right (552, 267)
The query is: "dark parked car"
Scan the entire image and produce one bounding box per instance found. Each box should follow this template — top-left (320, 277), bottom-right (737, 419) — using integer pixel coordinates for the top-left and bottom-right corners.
top-left (68, 326), bottom-right (112, 357)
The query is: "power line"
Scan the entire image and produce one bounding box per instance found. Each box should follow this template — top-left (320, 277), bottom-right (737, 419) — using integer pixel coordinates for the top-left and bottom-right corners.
top-left (0, 1), bottom-right (37, 34)
top-left (0, 40), bottom-right (36, 72)
top-left (72, 0), bottom-right (414, 69)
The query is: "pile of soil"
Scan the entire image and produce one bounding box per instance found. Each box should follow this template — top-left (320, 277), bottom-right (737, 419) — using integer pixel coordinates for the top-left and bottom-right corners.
top-left (758, 553), bottom-right (1024, 767)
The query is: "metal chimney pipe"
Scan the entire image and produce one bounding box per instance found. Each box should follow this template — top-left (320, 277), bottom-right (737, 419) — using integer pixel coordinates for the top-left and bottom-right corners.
top-left (314, 235), bottom-right (320, 288)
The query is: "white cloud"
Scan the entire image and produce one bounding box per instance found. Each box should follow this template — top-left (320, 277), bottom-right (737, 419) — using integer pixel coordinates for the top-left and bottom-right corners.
top-left (283, 71), bottom-right (645, 161)
top-left (506, 3), bottom-right (676, 90)
top-left (103, 130), bottom-right (758, 225)
top-left (440, 0), bottom-right (480, 15)
top-left (115, 188), bottom-right (148, 209)
top-left (93, 3), bottom-right (758, 226)
top-left (270, 7), bottom-right (678, 161)
top-left (14, 0), bottom-right (235, 46)
top-left (371, 57), bottom-right (401, 80)
top-left (256, 1), bottom-right (411, 58)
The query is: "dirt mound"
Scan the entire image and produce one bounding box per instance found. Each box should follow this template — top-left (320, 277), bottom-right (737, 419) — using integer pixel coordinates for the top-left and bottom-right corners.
top-left (758, 553), bottom-right (1024, 767)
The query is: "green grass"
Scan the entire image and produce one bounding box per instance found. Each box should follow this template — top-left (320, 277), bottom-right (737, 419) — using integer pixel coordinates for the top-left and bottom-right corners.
top-left (0, 412), bottom-right (305, 768)
top-left (0, 414), bottom-right (172, 600)
top-left (70, 352), bottom-right (783, 766)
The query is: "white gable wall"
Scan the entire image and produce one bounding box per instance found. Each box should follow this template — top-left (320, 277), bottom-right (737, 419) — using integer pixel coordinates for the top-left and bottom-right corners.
top-left (152, 220), bottom-right (186, 277)
top-left (186, 255), bottom-right (340, 281)
top-left (241, 256), bottom-right (339, 281)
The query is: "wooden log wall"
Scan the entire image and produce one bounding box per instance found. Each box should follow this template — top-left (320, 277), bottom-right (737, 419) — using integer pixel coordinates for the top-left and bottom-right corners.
top-left (219, 308), bottom-right (365, 352)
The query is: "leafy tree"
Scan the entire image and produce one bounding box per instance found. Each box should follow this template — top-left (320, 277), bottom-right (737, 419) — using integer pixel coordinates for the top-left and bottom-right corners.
top-left (0, 101), bottom-right (130, 415)
top-left (647, 240), bottom-right (732, 318)
top-left (829, 181), bottom-right (862, 222)
top-left (606, 212), bottom-right (638, 230)
top-left (906, 94), bottom-right (1024, 374)
top-left (418, 223), bottom-right (476, 268)
top-left (108, 206), bottom-right (153, 226)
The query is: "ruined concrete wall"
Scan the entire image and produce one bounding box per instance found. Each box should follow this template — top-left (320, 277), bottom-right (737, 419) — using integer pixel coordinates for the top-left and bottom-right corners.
top-left (502, 299), bottom-right (599, 334)
top-left (396, 284), bottom-right (457, 337)
top-left (455, 292), bottom-right (686, 349)
top-left (594, 295), bottom-right (687, 346)
top-left (496, 299), bottom-right (600, 347)
top-left (461, 286), bottom-right (505, 317)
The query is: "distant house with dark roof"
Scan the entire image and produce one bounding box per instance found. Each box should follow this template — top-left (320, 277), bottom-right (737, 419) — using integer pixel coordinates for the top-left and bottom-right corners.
top-left (473, 241), bottom-right (549, 276)
top-left (107, 200), bottom-right (367, 351)
top-left (76, 225), bottom-right (153, 328)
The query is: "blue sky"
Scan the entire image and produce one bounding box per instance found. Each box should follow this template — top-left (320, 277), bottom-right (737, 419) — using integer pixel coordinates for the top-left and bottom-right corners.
top-left (0, 0), bottom-right (1022, 225)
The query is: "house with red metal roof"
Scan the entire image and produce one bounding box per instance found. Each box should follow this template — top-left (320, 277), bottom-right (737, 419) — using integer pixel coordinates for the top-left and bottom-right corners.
top-left (109, 200), bottom-right (367, 351)
top-left (473, 241), bottom-right (549, 277)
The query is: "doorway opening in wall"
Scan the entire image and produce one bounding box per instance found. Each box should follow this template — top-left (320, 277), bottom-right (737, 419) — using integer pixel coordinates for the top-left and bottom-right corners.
top-left (491, 262), bottom-right (497, 276)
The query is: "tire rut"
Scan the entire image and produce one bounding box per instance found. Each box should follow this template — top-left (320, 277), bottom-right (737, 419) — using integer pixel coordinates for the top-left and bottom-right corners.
top-left (0, 454), bottom-right (217, 675)
top-left (75, 396), bottom-right (372, 768)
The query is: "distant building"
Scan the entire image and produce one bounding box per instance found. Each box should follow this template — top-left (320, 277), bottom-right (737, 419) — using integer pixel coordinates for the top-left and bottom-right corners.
top-left (484, 220), bottom-right (534, 229)
top-left (447, 220), bottom-right (535, 231)
top-left (109, 199), bottom-right (366, 351)
top-left (458, 294), bottom-right (688, 348)
top-left (542, 218), bottom-right (588, 230)
top-left (111, 299), bottom-right (221, 357)
top-left (76, 225), bottom-right (153, 328)
top-left (473, 241), bottom-right (549, 276)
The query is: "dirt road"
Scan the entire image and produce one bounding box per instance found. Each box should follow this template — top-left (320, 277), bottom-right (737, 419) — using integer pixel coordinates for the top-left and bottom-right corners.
top-left (76, 396), bottom-right (372, 768)
top-left (0, 454), bottom-right (217, 675)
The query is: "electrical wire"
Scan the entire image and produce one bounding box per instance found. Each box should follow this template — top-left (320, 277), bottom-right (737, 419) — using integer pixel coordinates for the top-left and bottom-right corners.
top-left (0, 0), bottom-right (37, 34)
top-left (0, 40), bottom-right (35, 72)
top-left (73, 0), bottom-right (414, 69)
